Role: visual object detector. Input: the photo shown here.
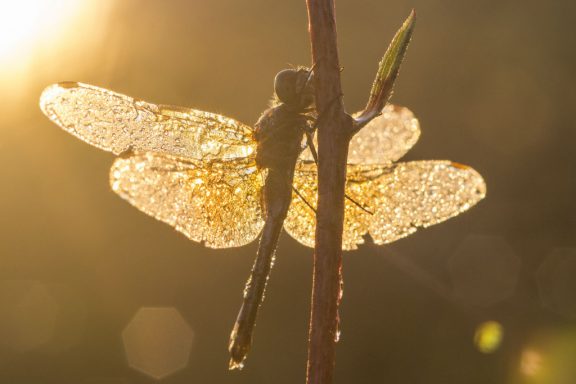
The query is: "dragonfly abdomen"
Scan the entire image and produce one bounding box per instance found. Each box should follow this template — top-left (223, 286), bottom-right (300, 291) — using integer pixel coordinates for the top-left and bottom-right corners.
top-left (229, 69), bottom-right (315, 369)
top-left (228, 168), bottom-right (294, 369)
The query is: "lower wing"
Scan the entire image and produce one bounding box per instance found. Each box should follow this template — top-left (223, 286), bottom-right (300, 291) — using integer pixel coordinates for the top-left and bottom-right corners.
top-left (110, 152), bottom-right (265, 249)
top-left (284, 160), bottom-right (486, 250)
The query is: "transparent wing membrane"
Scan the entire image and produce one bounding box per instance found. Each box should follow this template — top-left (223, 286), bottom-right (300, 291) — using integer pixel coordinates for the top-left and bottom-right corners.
top-left (348, 104), bottom-right (420, 164)
top-left (40, 82), bottom-right (256, 160)
top-left (369, 161), bottom-right (486, 244)
top-left (110, 153), bottom-right (265, 248)
top-left (40, 82), bottom-right (485, 252)
top-left (285, 160), bottom-right (485, 250)
top-left (299, 104), bottom-right (420, 164)
top-left (285, 162), bottom-right (390, 250)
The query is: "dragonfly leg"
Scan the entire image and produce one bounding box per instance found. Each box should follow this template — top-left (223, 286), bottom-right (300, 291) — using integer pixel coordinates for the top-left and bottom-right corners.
top-left (292, 186), bottom-right (317, 214)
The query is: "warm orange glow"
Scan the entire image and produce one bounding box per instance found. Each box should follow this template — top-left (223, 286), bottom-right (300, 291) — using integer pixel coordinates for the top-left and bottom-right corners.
top-left (0, 0), bottom-right (112, 101)
top-left (520, 348), bottom-right (543, 377)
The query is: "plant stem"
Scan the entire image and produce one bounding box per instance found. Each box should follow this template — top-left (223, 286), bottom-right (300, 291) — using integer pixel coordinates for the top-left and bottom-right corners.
top-left (305, 1), bottom-right (352, 383)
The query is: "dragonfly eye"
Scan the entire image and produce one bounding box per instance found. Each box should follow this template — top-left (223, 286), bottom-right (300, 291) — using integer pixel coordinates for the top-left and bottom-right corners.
top-left (274, 68), bottom-right (314, 108)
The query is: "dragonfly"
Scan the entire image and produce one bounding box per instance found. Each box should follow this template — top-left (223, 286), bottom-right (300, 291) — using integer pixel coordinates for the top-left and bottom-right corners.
top-left (39, 67), bottom-right (485, 369)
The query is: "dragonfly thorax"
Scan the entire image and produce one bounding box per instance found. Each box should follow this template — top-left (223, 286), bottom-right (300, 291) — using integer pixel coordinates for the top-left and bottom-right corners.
top-left (254, 103), bottom-right (310, 171)
top-left (253, 68), bottom-right (315, 171)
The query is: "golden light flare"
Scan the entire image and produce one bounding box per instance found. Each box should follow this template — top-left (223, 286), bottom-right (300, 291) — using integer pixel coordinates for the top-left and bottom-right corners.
top-left (0, 1), bottom-right (82, 65)
top-left (0, 1), bottom-right (113, 100)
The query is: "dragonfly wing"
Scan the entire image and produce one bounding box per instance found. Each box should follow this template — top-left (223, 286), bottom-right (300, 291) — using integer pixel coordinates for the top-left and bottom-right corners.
top-left (369, 160), bottom-right (486, 244)
top-left (283, 162), bottom-right (318, 248)
top-left (348, 104), bottom-right (420, 164)
top-left (284, 162), bottom-right (384, 250)
top-left (285, 160), bottom-right (485, 250)
top-left (40, 82), bottom-right (256, 160)
top-left (110, 153), bottom-right (265, 248)
top-left (299, 104), bottom-right (420, 164)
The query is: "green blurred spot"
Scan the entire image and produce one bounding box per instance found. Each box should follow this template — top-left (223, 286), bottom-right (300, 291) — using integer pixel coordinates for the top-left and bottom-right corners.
top-left (474, 321), bottom-right (503, 354)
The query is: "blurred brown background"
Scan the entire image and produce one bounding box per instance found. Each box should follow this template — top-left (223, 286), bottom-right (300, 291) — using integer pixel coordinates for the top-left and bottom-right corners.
top-left (1, 0), bottom-right (575, 383)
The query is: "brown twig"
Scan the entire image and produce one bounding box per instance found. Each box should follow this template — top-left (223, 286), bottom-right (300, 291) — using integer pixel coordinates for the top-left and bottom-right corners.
top-left (305, 3), bottom-right (415, 382)
top-left (305, 1), bottom-right (352, 383)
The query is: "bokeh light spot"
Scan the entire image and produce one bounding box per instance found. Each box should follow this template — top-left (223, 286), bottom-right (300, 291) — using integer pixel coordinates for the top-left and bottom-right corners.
top-left (515, 328), bottom-right (576, 383)
top-left (537, 248), bottom-right (576, 318)
top-left (0, 280), bottom-right (59, 352)
top-left (474, 321), bottom-right (503, 353)
top-left (448, 235), bottom-right (520, 307)
top-left (122, 307), bottom-right (194, 380)
top-left (520, 348), bottom-right (543, 377)
top-left (81, 378), bottom-right (130, 384)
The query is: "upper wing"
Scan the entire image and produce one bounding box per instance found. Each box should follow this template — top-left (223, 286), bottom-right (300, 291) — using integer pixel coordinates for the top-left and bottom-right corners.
top-left (348, 104), bottom-right (420, 164)
top-left (299, 104), bottom-right (420, 164)
top-left (283, 160), bottom-right (485, 250)
top-left (110, 152), bottom-right (265, 248)
top-left (40, 82), bottom-right (255, 160)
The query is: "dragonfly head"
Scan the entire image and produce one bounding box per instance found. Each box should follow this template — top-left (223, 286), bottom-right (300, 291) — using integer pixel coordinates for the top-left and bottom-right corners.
top-left (274, 67), bottom-right (314, 110)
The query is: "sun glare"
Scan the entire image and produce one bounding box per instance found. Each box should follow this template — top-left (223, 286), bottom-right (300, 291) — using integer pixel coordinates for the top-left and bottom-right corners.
top-left (0, 0), bottom-right (83, 61)
top-left (0, 0), bottom-right (115, 104)
top-left (0, 1), bottom-right (37, 58)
